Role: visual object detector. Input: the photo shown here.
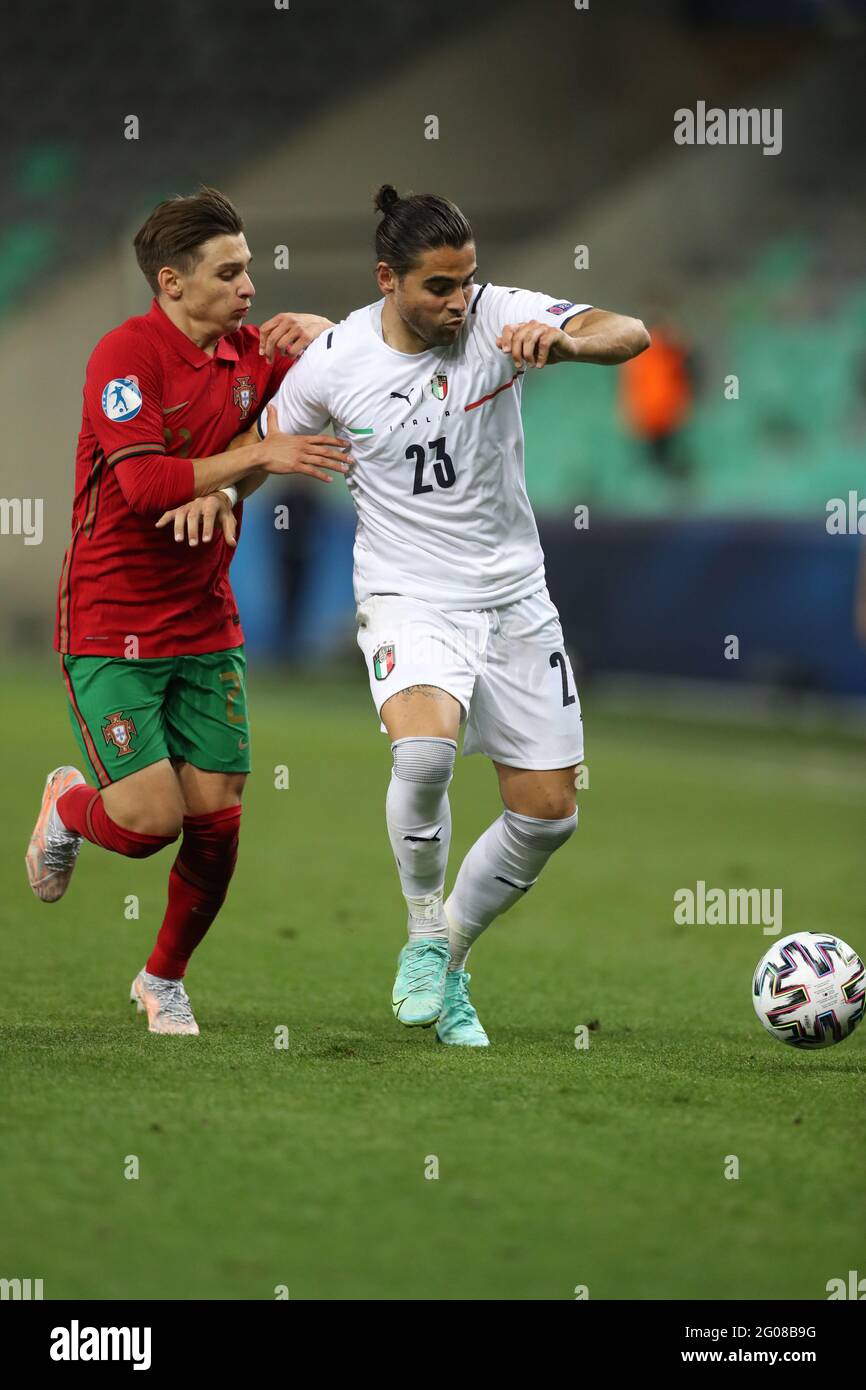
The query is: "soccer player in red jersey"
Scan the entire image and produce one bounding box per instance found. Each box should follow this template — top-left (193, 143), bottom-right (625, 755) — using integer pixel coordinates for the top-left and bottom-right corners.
top-left (25, 187), bottom-right (351, 1034)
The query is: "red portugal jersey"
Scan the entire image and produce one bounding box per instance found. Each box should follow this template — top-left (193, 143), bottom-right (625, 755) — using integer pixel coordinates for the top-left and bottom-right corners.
top-left (55, 298), bottom-right (293, 658)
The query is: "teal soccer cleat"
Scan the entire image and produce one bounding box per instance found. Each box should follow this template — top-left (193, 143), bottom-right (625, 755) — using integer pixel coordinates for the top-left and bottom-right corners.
top-left (391, 939), bottom-right (450, 1027)
top-left (436, 969), bottom-right (490, 1047)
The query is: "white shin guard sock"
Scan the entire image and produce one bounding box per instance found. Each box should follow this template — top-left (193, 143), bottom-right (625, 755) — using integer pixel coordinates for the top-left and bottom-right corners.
top-left (386, 736), bottom-right (456, 940)
top-left (445, 807), bottom-right (577, 967)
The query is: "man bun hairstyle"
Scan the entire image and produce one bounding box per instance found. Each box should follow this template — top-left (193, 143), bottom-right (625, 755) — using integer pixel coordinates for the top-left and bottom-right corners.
top-left (134, 186), bottom-right (244, 294)
top-left (374, 184), bottom-right (401, 216)
top-left (373, 184), bottom-right (473, 277)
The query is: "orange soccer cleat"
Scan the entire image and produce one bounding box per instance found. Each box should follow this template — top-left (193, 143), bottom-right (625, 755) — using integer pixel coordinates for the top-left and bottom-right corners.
top-left (130, 969), bottom-right (200, 1036)
top-left (25, 766), bottom-right (86, 902)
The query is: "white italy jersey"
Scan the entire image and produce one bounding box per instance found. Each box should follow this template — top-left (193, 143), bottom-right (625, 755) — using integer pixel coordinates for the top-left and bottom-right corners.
top-left (258, 284), bottom-right (591, 610)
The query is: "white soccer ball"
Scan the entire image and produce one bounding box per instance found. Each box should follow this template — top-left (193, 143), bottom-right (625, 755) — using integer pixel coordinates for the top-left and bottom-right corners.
top-left (752, 932), bottom-right (865, 1048)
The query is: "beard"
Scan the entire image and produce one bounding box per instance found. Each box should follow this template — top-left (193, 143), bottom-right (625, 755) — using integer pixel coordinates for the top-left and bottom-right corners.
top-left (398, 301), bottom-right (456, 349)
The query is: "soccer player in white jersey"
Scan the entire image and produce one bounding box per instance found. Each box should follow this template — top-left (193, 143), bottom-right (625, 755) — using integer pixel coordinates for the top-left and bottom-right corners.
top-left (164, 185), bottom-right (649, 1045)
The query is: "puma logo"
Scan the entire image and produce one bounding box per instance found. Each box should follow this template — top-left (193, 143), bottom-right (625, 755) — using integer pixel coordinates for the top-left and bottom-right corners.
top-left (390, 390), bottom-right (413, 404)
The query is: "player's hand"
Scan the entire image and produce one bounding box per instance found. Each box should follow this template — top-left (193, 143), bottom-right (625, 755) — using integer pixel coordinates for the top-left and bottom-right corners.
top-left (259, 404), bottom-right (352, 483)
top-left (155, 492), bottom-right (238, 548)
top-left (496, 320), bottom-right (574, 369)
top-left (258, 312), bottom-right (334, 362)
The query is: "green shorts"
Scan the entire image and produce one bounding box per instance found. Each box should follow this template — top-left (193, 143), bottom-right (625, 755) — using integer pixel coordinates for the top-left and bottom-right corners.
top-left (61, 648), bottom-right (251, 787)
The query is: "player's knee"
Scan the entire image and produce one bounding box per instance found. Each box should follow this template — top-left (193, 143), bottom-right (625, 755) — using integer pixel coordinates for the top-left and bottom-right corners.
top-left (102, 765), bottom-right (186, 842)
top-left (549, 797), bottom-right (578, 826)
top-left (504, 806), bottom-right (577, 852)
top-left (181, 805), bottom-right (242, 863)
top-left (391, 735), bottom-right (457, 785)
top-left (114, 803), bottom-right (184, 841)
top-left (139, 811), bottom-right (184, 841)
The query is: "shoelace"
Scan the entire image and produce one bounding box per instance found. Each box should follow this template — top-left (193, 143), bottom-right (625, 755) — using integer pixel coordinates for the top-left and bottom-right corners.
top-left (42, 821), bottom-right (82, 872)
top-left (445, 973), bottom-right (477, 1025)
top-left (149, 979), bottom-right (194, 1023)
top-left (404, 942), bottom-right (447, 990)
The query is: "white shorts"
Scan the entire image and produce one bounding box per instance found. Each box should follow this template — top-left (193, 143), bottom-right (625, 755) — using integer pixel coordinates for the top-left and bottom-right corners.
top-left (355, 586), bottom-right (584, 770)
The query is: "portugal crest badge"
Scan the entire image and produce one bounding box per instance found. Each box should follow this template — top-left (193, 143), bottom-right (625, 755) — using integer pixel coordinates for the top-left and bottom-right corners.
top-left (233, 375), bottom-right (258, 421)
top-left (373, 643), bottom-right (395, 681)
top-left (102, 711), bottom-right (137, 756)
top-left (430, 372), bottom-right (448, 401)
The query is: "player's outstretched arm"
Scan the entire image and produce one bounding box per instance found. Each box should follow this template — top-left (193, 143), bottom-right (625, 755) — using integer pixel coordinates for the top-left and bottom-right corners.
top-left (157, 406), bottom-right (352, 546)
top-left (497, 308), bottom-right (650, 369)
top-left (224, 424), bottom-right (268, 504)
top-left (561, 307), bottom-right (650, 364)
top-left (181, 420), bottom-right (275, 549)
top-left (154, 425), bottom-right (270, 548)
top-left (188, 407), bottom-right (350, 495)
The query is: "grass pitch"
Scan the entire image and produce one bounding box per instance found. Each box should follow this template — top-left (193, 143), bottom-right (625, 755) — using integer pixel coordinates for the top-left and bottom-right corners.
top-left (2, 665), bottom-right (865, 1300)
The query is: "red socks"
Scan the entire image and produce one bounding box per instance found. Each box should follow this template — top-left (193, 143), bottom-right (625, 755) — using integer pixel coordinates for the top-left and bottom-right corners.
top-left (56, 786), bottom-right (241, 979)
top-left (56, 784), bottom-right (177, 858)
top-left (146, 805), bottom-right (242, 979)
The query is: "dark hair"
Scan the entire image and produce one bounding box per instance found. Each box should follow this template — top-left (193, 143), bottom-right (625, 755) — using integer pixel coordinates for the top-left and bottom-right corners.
top-left (373, 184), bottom-right (473, 276)
top-left (133, 186), bottom-right (244, 294)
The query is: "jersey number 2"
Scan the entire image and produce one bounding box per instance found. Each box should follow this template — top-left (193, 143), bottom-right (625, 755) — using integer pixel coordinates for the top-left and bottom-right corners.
top-left (550, 651), bottom-right (576, 707)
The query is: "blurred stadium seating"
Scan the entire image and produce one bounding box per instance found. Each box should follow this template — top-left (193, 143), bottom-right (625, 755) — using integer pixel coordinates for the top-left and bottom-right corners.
top-left (523, 232), bottom-right (866, 518)
top-left (1, 0), bottom-right (865, 695)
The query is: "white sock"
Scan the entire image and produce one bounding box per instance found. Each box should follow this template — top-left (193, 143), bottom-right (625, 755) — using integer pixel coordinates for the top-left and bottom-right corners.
top-left (445, 808), bottom-right (577, 967)
top-left (386, 736), bottom-right (456, 941)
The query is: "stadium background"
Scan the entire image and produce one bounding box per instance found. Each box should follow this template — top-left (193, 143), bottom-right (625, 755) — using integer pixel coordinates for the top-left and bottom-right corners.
top-left (1, 0), bottom-right (865, 1302)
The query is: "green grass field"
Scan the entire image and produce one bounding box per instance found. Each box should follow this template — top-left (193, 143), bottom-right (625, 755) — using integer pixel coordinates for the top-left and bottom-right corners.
top-left (2, 665), bottom-right (865, 1300)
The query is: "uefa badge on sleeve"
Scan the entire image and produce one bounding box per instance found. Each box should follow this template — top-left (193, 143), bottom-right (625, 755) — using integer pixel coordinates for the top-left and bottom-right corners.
top-left (373, 643), bottom-right (395, 680)
top-left (102, 377), bottom-right (143, 422)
